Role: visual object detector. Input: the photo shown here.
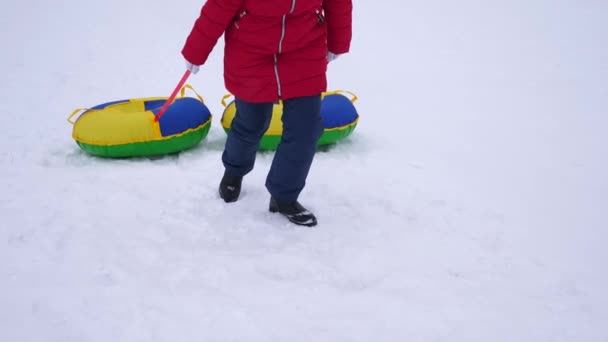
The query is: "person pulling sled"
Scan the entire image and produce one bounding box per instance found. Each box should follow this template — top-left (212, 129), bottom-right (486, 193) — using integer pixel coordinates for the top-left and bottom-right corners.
top-left (182, 0), bottom-right (353, 226)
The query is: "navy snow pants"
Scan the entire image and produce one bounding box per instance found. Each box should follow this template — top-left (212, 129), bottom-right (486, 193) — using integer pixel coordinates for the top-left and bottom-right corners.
top-left (222, 95), bottom-right (323, 202)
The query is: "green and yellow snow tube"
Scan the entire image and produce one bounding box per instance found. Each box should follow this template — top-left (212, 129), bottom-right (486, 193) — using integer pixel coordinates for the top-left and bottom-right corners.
top-left (68, 85), bottom-right (212, 158)
top-left (220, 90), bottom-right (359, 151)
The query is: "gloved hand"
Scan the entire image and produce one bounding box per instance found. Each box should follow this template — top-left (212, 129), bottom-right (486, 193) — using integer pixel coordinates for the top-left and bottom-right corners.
top-left (185, 60), bottom-right (200, 74)
top-left (327, 52), bottom-right (340, 63)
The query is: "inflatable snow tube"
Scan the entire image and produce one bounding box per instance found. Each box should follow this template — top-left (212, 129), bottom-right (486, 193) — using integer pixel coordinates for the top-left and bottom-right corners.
top-left (220, 90), bottom-right (359, 151)
top-left (68, 85), bottom-right (212, 158)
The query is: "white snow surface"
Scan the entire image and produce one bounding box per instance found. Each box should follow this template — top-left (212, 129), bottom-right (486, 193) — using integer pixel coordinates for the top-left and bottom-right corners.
top-left (1, 1), bottom-right (607, 341)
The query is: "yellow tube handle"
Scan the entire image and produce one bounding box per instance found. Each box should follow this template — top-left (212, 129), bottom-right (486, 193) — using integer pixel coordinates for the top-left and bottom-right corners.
top-left (180, 84), bottom-right (205, 103)
top-left (67, 108), bottom-right (91, 125)
top-left (325, 89), bottom-right (358, 103)
top-left (221, 93), bottom-right (234, 107)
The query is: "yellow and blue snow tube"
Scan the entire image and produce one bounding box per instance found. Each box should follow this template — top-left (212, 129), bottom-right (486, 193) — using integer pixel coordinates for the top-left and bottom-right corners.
top-left (68, 85), bottom-right (212, 158)
top-left (220, 90), bottom-right (359, 150)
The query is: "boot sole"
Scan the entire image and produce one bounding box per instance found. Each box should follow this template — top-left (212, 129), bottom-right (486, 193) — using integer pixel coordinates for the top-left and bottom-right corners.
top-left (269, 206), bottom-right (317, 227)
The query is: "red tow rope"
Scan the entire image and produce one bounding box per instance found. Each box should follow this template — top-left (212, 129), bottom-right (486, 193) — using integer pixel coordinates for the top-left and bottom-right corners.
top-left (154, 69), bottom-right (192, 122)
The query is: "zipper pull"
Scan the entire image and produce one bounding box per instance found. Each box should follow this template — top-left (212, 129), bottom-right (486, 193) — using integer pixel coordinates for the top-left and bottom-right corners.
top-left (316, 9), bottom-right (324, 24)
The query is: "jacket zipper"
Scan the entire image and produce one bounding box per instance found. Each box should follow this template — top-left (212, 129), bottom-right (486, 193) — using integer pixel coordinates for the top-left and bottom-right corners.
top-left (274, 0), bottom-right (296, 98)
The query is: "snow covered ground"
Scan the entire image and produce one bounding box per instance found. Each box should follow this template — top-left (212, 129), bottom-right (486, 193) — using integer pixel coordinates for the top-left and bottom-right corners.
top-left (1, 0), bottom-right (607, 341)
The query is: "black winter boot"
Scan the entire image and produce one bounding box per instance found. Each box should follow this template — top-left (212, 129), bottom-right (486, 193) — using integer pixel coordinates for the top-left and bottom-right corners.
top-left (219, 171), bottom-right (242, 203)
top-left (269, 197), bottom-right (317, 227)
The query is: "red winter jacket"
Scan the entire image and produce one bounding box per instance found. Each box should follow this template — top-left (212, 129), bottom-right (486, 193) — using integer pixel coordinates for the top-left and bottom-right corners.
top-left (182, 0), bottom-right (352, 103)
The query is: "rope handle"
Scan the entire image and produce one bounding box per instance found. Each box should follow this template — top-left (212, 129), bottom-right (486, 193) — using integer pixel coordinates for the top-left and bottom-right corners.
top-left (325, 90), bottom-right (358, 103)
top-left (180, 84), bottom-right (205, 103)
top-left (221, 93), bottom-right (234, 107)
top-left (67, 108), bottom-right (91, 125)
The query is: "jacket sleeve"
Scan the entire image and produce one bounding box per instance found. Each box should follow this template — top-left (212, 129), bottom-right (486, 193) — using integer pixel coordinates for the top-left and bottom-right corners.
top-left (182, 0), bottom-right (243, 65)
top-left (323, 0), bottom-right (353, 54)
